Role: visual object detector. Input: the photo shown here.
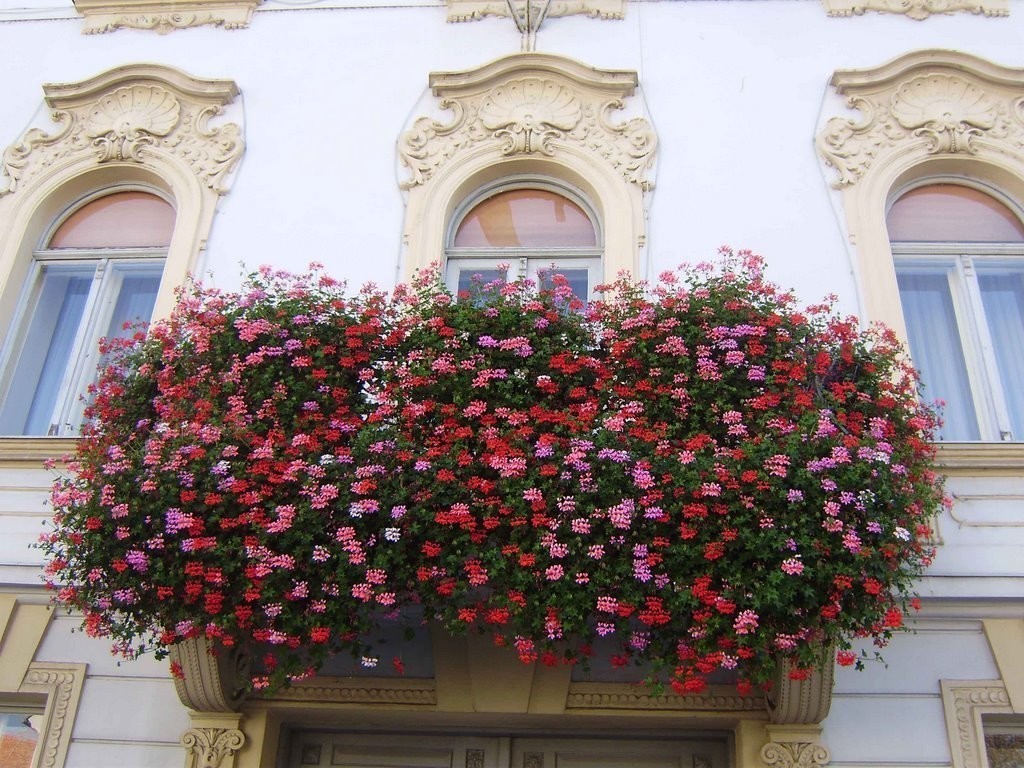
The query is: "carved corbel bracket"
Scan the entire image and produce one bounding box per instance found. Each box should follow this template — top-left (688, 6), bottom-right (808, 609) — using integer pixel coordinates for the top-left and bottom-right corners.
top-left (1, 63), bottom-right (243, 198)
top-left (817, 50), bottom-right (1024, 188)
top-left (766, 648), bottom-right (835, 725)
top-left (170, 636), bottom-right (250, 712)
top-left (398, 52), bottom-right (656, 192)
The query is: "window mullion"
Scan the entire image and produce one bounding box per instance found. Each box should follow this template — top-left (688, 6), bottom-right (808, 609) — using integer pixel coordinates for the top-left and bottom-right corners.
top-left (957, 255), bottom-right (1015, 440)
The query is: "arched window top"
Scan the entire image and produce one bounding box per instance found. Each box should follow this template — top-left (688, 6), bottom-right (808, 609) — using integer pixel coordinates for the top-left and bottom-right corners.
top-left (887, 184), bottom-right (1024, 242)
top-left (47, 191), bottom-right (175, 249)
top-left (452, 188), bottom-right (598, 249)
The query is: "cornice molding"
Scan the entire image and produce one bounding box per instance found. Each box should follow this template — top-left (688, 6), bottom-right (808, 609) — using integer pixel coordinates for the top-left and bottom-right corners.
top-left (934, 443), bottom-right (1024, 475)
top-left (565, 682), bottom-right (760, 712)
top-left (72, 0), bottom-right (260, 33)
top-left (446, 0), bottom-right (624, 23)
top-left (822, 0), bottom-right (1008, 20)
top-left (1, 63), bottom-right (242, 199)
top-left (399, 53), bottom-right (655, 192)
top-left (264, 676), bottom-right (438, 705)
top-left (818, 50), bottom-right (1024, 189)
top-left (941, 680), bottom-right (1012, 768)
top-left (0, 438), bottom-right (77, 465)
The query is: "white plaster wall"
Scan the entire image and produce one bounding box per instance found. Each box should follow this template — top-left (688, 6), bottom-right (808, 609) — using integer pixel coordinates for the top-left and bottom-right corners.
top-left (2, 3), bottom-right (1024, 766)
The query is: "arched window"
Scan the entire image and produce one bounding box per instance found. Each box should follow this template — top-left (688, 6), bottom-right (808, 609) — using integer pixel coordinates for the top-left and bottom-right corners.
top-left (446, 182), bottom-right (601, 303)
top-left (0, 189), bottom-right (172, 435)
top-left (889, 183), bottom-right (1024, 441)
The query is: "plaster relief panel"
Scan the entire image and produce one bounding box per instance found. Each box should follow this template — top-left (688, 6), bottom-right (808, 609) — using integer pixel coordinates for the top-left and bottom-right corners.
top-left (447, 0), bottom-right (624, 22)
top-left (398, 53), bottom-right (656, 191)
top-left (72, 0), bottom-right (260, 33)
top-left (0, 64), bottom-right (242, 198)
top-left (822, 0), bottom-right (1008, 19)
top-left (817, 50), bottom-right (1024, 188)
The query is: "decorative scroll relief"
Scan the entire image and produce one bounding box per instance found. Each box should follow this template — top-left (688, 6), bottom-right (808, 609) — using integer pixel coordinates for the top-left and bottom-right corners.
top-left (399, 65), bottom-right (655, 191)
top-left (0, 65), bottom-right (242, 198)
top-left (759, 741), bottom-right (830, 768)
top-left (73, 0), bottom-right (259, 33)
top-left (182, 727), bottom-right (245, 768)
top-left (447, 0), bottom-right (624, 22)
top-left (817, 51), bottom-right (1024, 188)
top-left (822, 0), bottom-right (1008, 20)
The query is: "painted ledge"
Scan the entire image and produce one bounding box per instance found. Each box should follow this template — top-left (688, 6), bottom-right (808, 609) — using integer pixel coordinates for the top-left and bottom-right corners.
top-left (934, 443), bottom-right (1024, 475)
top-left (72, 0), bottom-right (261, 33)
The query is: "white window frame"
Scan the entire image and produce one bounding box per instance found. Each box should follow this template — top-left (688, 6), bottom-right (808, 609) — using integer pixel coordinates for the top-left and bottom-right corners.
top-left (894, 242), bottom-right (1024, 442)
top-left (0, 187), bottom-right (168, 436)
top-left (444, 177), bottom-right (604, 301)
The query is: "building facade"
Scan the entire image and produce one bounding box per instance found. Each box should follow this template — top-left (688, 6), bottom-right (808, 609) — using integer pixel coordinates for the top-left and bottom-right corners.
top-left (1, 1), bottom-right (1024, 766)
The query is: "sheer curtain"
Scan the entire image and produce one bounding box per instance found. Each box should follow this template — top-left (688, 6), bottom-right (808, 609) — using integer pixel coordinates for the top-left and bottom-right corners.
top-left (897, 269), bottom-right (979, 441)
top-left (978, 269), bottom-right (1024, 439)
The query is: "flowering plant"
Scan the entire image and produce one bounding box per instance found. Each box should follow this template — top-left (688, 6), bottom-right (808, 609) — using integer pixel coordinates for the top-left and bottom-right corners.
top-left (43, 250), bottom-right (943, 695)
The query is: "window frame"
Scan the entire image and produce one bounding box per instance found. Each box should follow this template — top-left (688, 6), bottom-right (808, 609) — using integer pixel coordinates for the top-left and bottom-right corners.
top-left (888, 179), bottom-right (1024, 442)
top-left (444, 177), bottom-right (604, 300)
top-left (0, 185), bottom-right (170, 436)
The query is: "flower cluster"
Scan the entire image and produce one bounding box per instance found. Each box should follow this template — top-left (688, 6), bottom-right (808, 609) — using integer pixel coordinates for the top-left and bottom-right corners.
top-left (42, 250), bottom-right (944, 695)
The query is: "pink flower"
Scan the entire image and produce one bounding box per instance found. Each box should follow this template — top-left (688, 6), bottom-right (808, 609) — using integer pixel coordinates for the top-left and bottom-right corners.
top-left (781, 557), bottom-right (804, 575)
top-left (733, 610), bottom-right (759, 635)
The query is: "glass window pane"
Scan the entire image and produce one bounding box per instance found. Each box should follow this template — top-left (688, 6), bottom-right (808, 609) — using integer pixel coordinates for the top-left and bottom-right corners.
top-left (539, 267), bottom-right (590, 305)
top-left (0, 264), bottom-right (93, 435)
top-left (456, 268), bottom-right (506, 296)
top-left (0, 712), bottom-right (40, 768)
top-left (453, 189), bottom-right (597, 248)
top-left (978, 267), bottom-right (1024, 440)
top-left (887, 185), bottom-right (1024, 242)
top-left (103, 265), bottom-right (163, 341)
top-left (48, 191), bottom-right (174, 249)
top-left (897, 268), bottom-right (980, 440)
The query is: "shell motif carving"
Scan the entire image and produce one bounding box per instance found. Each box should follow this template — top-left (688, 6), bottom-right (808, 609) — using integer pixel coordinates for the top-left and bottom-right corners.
top-left (479, 78), bottom-right (583, 155)
top-left (891, 74), bottom-right (999, 154)
top-left (85, 84), bottom-right (181, 162)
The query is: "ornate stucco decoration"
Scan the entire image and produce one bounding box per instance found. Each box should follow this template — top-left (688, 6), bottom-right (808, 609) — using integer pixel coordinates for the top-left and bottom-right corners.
top-left (182, 726), bottom-right (246, 768)
top-left (398, 53), bottom-right (656, 283)
top-left (817, 50), bottom-right (1024, 189)
top-left (72, 0), bottom-right (260, 33)
top-left (815, 50), bottom-right (1024, 344)
top-left (821, 0), bottom-right (1008, 20)
top-left (447, 0), bottom-right (624, 23)
top-left (566, 682), bottom-right (760, 711)
top-left (1, 64), bottom-right (242, 198)
top-left (399, 54), bottom-right (655, 192)
top-left (760, 737), bottom-right (831, 768)
top-left (19, 663), bottom-right (87, 768)
top-left (941, 680), bottom-right (1013, 768)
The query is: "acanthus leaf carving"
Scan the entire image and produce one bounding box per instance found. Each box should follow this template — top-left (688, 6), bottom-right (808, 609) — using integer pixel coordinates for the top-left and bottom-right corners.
top-left (818, 52), bottom-right (1024, 188)
top-left (83, 12), bottom-right (222, 33)
top-left (0, 111), bottom-right (75, 197)
top-left (398, 100), bottom-right (469, 190)
top-left (398, 61), bottom-right (655, 190)
top-left (760, 741), bottom-right (831, 768)
top-left (181, 727), bottom-right (245, 768)
top-left (0, 66), bottom-right (242, 201)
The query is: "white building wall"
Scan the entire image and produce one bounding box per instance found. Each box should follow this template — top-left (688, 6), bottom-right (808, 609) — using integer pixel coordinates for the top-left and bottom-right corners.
top-left (1, 2), bottom-right (1023, 766)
